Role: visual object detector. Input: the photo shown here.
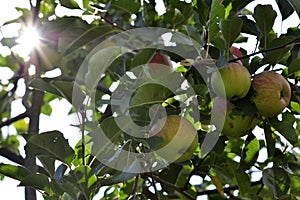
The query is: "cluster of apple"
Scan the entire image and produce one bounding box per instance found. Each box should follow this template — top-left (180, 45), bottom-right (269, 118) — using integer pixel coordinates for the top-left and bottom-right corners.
top-left (211, 47), bottom-right (291, 137)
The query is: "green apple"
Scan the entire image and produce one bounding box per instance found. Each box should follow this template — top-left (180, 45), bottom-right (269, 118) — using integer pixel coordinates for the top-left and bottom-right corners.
top-left (151, 115), bottom-right (198, 163)
top-left (211, 62), bottom-right (251, 101)
top-left (212, 97), bottom-right (258, 137)
top-left (251, 71), bottom-right (291, 117)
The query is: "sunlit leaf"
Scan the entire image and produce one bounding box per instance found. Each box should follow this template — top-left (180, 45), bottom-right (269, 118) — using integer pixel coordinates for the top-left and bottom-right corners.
top-left (0, 164), bottom-right (31, 181)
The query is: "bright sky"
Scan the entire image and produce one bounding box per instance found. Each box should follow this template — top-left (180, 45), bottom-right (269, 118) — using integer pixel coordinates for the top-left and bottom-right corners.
top-left (0, 0), bottom-right (299, 200)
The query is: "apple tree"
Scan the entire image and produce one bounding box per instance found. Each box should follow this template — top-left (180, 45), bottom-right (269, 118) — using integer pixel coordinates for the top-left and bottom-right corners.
top-left (0, 0), bottom-right (300, 199)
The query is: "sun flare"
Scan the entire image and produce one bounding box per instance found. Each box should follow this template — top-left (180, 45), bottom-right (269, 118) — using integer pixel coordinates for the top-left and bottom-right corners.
top-left (15, 26), bottom-right (40, 57)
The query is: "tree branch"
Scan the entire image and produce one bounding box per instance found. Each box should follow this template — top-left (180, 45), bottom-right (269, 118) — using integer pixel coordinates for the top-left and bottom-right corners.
top-left (0, 112), bottom-right (28, 128)
top-left (0, 147), bottom-right (49, 176)
top-left (229, 36), bottom-right (300, 63)
top-left (196, 180), bottom-right (262, 196)
top-left (149, 175), bottom-right (195, 200)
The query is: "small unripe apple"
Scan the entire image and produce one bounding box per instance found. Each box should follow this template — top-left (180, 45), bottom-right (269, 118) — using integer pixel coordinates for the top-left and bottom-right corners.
top-left (212, 97), bottom-right (258, 137)
top-left (211, 62), bottom-right (251, 101)
top-left (151, 115), bottom-right (198, 163)
top-left (251, 71), bottom-right (291, 117)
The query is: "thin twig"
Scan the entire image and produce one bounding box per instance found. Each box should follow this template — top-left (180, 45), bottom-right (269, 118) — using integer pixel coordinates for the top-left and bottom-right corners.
top-left (131, 175), bottom-right (140, 197)
top-left (99, 15), bottom-right (126, 31)
top-left (197, 180), bottom-right (262, 196)
top-left (229, 36), bottom-right (300, 63)
top-left (150, 175), bottom-right (195, 200)
top-left (149, 173), bottom-right (160, 200)
top-left (0, 112), bottom-right (28, 128)
top-left (184, 153), bottom-right (209, 189)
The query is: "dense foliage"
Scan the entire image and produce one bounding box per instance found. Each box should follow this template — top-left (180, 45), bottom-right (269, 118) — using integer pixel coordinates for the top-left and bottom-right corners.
top-left (0, 0), bottom-right (300, 199)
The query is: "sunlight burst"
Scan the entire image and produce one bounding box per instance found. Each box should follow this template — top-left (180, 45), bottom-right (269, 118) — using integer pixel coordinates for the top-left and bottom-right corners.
top-left (15, 26), bottom-right (40, 57)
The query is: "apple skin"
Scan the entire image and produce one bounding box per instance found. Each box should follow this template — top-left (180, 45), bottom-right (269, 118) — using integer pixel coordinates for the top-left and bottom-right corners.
top-left (152, 115), bottom-right (198, 163)
top-left (230, 46), bottom-right (243, 65)
top-left (211, 62), bottom-right (251, 101)
top-left (147, 52), bottom-right (173, 76)
top-left (212, 97), bottom-right (258, 137)
top-left (149, 52), bottom-right (172, 67)
top-left (251, 71), bottom-right (291, 117)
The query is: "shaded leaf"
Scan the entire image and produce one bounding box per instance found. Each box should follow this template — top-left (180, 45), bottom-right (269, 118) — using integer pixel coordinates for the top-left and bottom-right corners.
top-left (276, 0), bottom-right (295, 20)
top-left (263, 167), bottom-right (290, 198)
top-left (288, 58), bottom-right (300, 75)
top-left (110, 0), bottom-right (140, 14)
top-left (19, 174), bottom-right (51, 192)
top-left (269, 118), bottom-right (298, 145)
top-left (287, 0), bottom-right (300, 18)
top-left (24, 131), bottom-right (75, 166)
top-left (253, 5), bottom-right (277, 37)
top-left (266, 37), bottom-right (293, 65)
top-left (220, 17), bottom-right (243, 47)
top-left (62, 25), bottom-right (116, 56)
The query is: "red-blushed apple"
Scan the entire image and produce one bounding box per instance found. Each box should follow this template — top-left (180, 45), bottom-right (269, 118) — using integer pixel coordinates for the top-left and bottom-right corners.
top-left (230, 46), bottom-right (243, 65)
top-left (251, 71), bottom-right (291, 117)
top-left (149, 52), bottom-right (172, 66)
top-left (211, 62), bottom-right (251, 101)
top-left (151, 115), bottom-right (198, 163)
top-left (211, 97), bottom-right (259, 137)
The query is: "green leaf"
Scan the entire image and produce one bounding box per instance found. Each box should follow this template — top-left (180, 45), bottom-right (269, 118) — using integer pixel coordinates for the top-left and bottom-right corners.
top-left (195, 0), bottom-right (209, 25)
top-left (266, 37), bottom-right (293, 65)
top-left (130, 83), bottom-right (173, 107)
top-left (64, 166), bottom-right (97, 199)
top-left (19, 174), bottom-right (51, 192)
top-left (38, 157), bottom-right (56, 178)
top-left (110, 0), bottom-right (141, 14)
top-left (60, 0), bottom-right (80, 9)
top-left (264, 122), bottom-right (275, 157)
top-left (234, 170), bottom-right (251, 196)
top-left (263, 167), bottom-right (290, 198)
top-left (288, 58), bottom-right (300, 75)
top-left (276, 0), bottom-right (295, 20)
top-left (208, 0), bottom-right (225, 42)
top-left (238, 133), bottom-right (260, 171)
top-left (269, 117), bottom-right (298, 145)
top-left (24, 131), bottom-right (75, 166)
top-left (29, 78), bottom-right (85, 109)
top-left (29, 78), bottom-right (61, 96)
top-left (0, 164), bottom-right (31, 181)
top-left (253, 5), bottom-right (277, 37)
top-left (62, 25), bottom-right (116, 56)
top-left (287, 0), bottom-right (300, 18)
top-left (130, 49), bottom-right (156, 69)
top-left (220, 17), bottom-right (243, 48)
